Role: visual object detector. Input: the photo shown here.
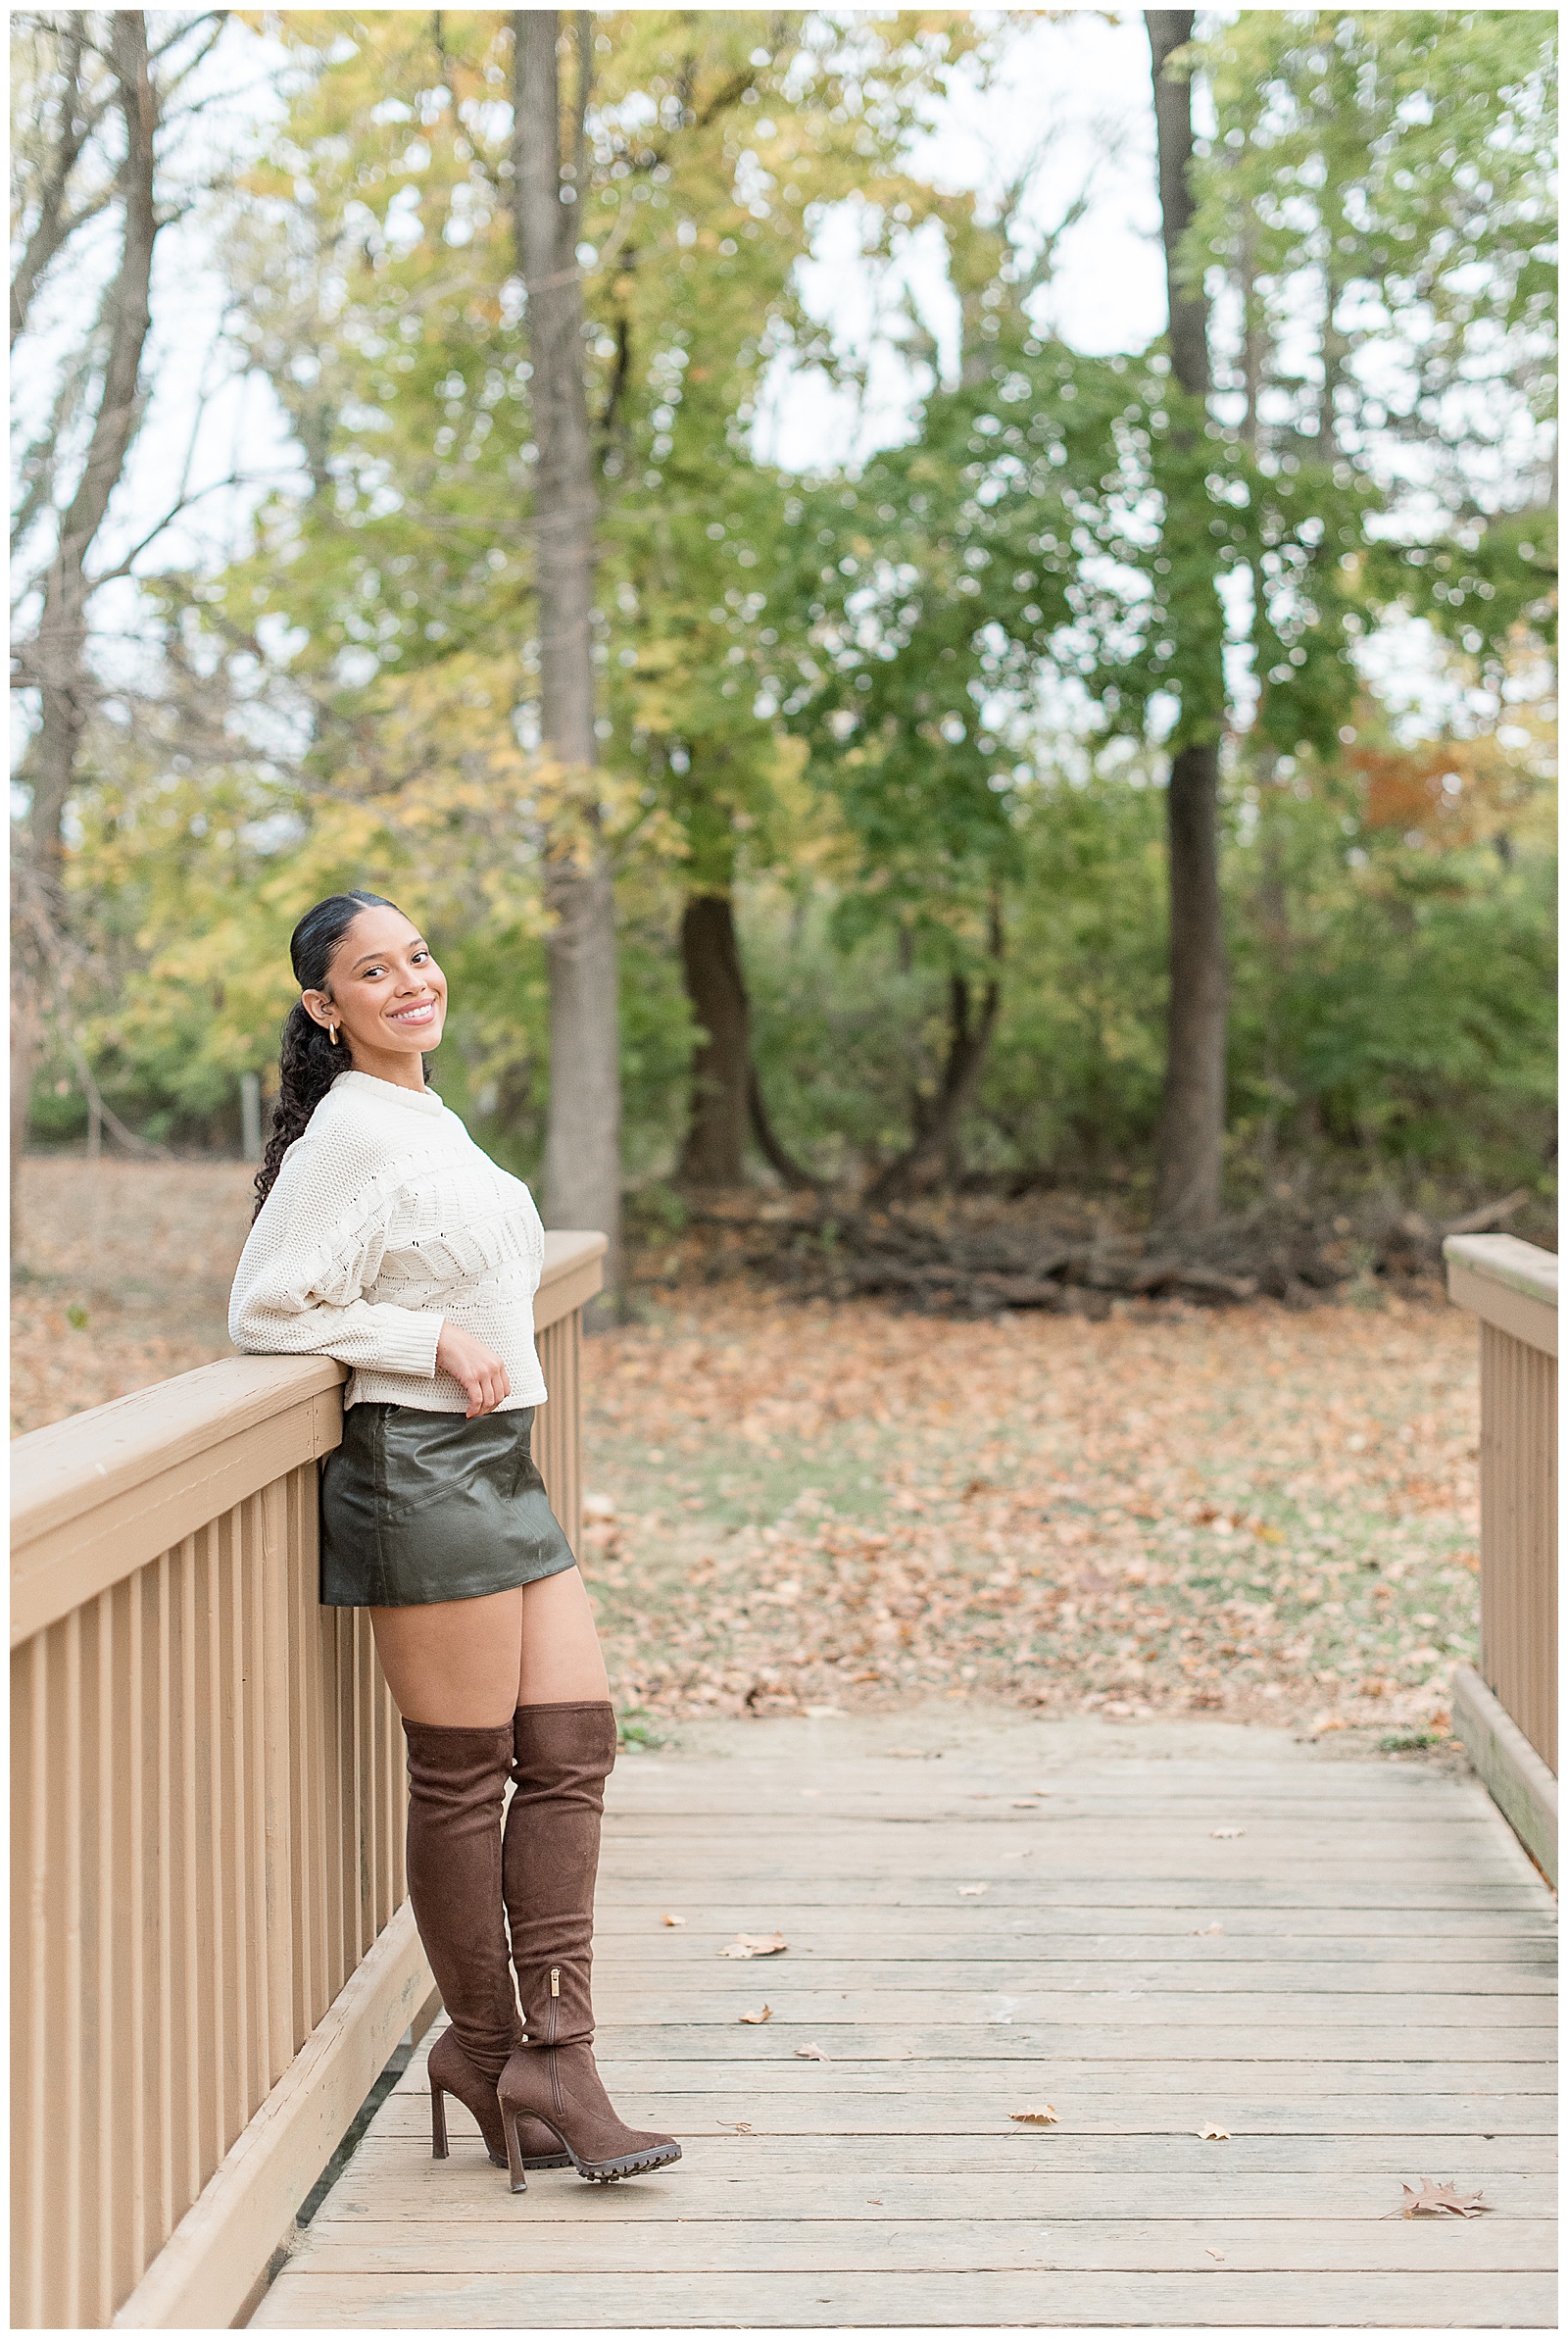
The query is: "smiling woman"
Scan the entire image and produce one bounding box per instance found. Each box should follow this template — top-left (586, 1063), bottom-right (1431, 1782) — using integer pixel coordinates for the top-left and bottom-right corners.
top-left (226, 889), bottom-right (681, 2193)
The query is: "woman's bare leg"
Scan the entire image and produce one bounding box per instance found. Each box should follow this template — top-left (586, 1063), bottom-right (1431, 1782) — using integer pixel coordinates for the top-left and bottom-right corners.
top-left (370, 1587), bottom-right (523, 1726)
top-left (516, 1568), bottom-right (611, 1708)
top-left (369, 1568), bottom-right (607, 1724)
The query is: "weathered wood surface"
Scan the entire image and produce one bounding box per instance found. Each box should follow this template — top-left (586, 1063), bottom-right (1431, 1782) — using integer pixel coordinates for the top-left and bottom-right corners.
top-left (252, 1711), bottom-right (1557, 2329)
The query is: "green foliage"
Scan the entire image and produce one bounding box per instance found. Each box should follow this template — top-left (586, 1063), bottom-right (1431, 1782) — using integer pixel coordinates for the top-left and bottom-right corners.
top-left (30, 9), bottom-right (1557, 1217)
top-left (1190, 8), bottom-right (1557, 464)
top-left (983, 774), bottom-right (1169, 1178)
top-left (738, 752), bottom-right (1554, 1198)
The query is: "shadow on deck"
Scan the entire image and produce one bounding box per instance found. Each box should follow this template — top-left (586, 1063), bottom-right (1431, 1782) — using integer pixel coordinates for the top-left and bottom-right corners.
top-left (252, 1708), bottom-right (1557, 2331)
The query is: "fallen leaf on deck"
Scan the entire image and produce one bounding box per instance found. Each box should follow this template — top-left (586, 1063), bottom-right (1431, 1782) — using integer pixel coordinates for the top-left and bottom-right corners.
top-left (661, 1913), bottom-right (686, 1926)
top-left (719, 2120), bottom-right (753, 2134)
top-left (1210, 1827), bottom-right (1245, 1840)
top-left (1205, 2247), bottom-right (1226, 2263)
top-left (1392, 2180), bottom-right (1492, 2219)
top-left (738, 2005), bottom-right (773, 2024)
top-left (794, 2042), bottom-right (832, 2061)
top-left (957, 1882), bottom-right (988, 1896)
top-left (1199, 2123), bottom-right (1231, 2141)
top-left (718, 1931), bottom-right (788, 1959)
top-left (1009, 2105), bottom-right (1059, 2125)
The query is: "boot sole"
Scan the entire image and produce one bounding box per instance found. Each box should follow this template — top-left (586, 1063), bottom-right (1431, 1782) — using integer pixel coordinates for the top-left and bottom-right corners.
top-left (573, 2139), bottom-right (683, 2184)
top-left (520, 2119), bottom-right (683, 2185)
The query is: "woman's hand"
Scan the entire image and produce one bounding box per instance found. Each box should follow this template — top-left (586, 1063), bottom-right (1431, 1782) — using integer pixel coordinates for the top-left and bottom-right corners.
top-left (435, 1323), bottom-right (512, 1418)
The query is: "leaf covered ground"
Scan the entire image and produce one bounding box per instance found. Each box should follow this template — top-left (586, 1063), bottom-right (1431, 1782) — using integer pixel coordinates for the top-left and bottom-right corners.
top-left (581, 1283), bottom-right (1479, 1745)
top-left (14, 1159), bottom-right (1480, 1748)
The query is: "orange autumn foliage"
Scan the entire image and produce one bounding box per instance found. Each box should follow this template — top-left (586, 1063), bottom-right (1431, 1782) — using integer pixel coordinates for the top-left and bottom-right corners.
top-left (1350, 733), bottom-right (1549, 847)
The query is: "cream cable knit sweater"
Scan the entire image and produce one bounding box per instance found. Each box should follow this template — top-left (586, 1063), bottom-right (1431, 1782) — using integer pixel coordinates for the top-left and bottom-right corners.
top-left (228, 1069), bottom-right (549, 1414)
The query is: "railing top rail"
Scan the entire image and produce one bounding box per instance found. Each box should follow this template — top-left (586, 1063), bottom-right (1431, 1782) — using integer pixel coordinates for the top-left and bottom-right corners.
top-left (1444, 1231), bottom-right (1558, 1357)
top-left (10, 1228), bottom-right (606, 1647)
top-left (12, 1354), bottom-right (344, 1557)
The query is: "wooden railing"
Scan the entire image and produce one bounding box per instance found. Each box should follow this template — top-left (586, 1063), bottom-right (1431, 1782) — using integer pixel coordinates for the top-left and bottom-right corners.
top-left (10, 1230), bottom-right (606, 2331)
top-left (1444, 1231), bottom-right (1557, 1882)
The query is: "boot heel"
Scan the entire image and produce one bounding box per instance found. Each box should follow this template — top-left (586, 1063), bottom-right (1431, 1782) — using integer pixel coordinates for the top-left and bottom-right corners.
top-left (503, 2109), bottom-right (529, 2195)
top-left (430, 2079), bottom-right (450, 2161)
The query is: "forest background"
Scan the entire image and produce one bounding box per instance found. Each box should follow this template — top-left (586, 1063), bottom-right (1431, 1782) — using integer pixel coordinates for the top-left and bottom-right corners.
top-left (10, 6), bottom-right (1558, 1292)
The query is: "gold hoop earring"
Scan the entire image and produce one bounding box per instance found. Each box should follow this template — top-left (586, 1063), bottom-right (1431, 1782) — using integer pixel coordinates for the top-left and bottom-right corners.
top-left (328, 1023), bottom-right (339, 1047)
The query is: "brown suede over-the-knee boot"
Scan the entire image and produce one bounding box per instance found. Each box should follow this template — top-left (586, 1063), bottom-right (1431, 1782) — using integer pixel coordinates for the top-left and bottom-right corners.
top-left (497, 1701), bottom-right (681, 2188)
top-left (403, 1718), bottom-right (567, 2173)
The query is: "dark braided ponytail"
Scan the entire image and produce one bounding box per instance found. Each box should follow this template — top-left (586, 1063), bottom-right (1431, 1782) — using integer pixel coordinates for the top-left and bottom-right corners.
top-left (253, 890), bottom-right (403, 1219)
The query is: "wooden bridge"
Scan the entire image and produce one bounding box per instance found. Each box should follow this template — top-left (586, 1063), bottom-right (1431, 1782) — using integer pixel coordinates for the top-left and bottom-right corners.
top-left (11, 1232), bottom-right (1557, 2329)
top-left (253, 1708), bottom-right (1555, 2331)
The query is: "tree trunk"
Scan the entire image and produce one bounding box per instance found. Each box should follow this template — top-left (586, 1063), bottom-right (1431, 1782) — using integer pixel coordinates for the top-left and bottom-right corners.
top-left (1148, 12), bottom-right (1208, 407)
top-left (675, 889), bottom-right (814, 1191)
top-left (12, 14), bottom-right (160, 1248)
top-left (25, 15), bottom-right (157, 882)
top-left (10, 973), bottom-right (39, 1253)
top-left (748, 1065), bottom-right (814, 1193)
top-left (513, 9), bottom-right (622, 1297)
top-left (1154, 745), bottom-right (1227, 1225)
top-left (1254, 751), bottom-right (1291, 1181)
top-left (868, 905), bottom-right (1004, 1206)
top-left (1147, 9), bottom-right (1227, 1232)
top-left (676, 892), bottom-right (751, 1188)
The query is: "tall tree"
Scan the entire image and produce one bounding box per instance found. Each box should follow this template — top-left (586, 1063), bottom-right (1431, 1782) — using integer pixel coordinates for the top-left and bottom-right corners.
top-left (10, 12), bottom-right (222, 1229)
top-left (779, 190), bottom-right (1108, 1202)
top-left (218, 12), bottom-right (972, 1207)
top-left (1146, 9), bottom-right (1227, 1230)
top-left (513, 10), bottom-right (622, 1286)
top-left (582, 13), bottom-right (983, 1190)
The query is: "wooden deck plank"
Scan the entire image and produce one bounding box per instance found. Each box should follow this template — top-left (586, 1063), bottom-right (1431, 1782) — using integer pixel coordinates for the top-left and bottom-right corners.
top-left (368, 2088), bottom-right (1559, 2135)
top-left (252, 1713), bottom-right (1557, 2329)
top-left (593, 1914), bottom-right (1557, 1940)
top-left (579, 1990), bottom-right (1561, 2025)
top-left (278, 2215), bottom-right (1557, 2273)
top-left (593, 1971), bottom-right (1560, 2000)
top-left (252, 2266), bottom-right (1556, 2326)
top-left (316, 2142), bottom-right (1562, 2216)
top-left (590, 1882), bottom-right (1552, 1908)
top-left (600, 1942), bottom-right (1556, 1966)
top-left (425, 2036), bottom-right (1559, 2070)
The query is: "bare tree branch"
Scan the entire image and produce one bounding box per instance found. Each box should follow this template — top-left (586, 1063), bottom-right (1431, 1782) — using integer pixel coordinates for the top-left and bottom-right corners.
top-left (9, 20), bottom-right (118, 345)
top-left (86, 467), bottom-right (277, 587)
top-left (64, 1038), bottom-right (173, 1157)
top-left (23, 13), bottom-right (161, 873)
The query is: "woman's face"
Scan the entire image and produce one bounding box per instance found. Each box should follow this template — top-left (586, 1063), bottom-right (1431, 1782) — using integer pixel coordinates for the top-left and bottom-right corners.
top-left (303, 905), bottom-right (448, 1076)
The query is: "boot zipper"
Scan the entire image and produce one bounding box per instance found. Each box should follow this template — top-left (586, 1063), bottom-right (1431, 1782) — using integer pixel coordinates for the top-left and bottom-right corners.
top-left (547, 1968), bottom-right (563, 2114)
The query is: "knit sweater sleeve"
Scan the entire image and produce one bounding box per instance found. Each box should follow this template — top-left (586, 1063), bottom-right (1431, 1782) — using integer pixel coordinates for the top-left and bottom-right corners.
top-left (228, 1132), bottom-right (442, 1378)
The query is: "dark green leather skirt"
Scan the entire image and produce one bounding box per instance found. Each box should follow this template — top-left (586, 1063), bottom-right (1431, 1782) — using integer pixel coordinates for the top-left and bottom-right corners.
top-left (319, 1403), bottom-right (576, 1609)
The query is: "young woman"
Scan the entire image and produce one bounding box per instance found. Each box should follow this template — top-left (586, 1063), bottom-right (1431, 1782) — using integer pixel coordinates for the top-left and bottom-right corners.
top-left (229, 889), bottom-right (678, 2192)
